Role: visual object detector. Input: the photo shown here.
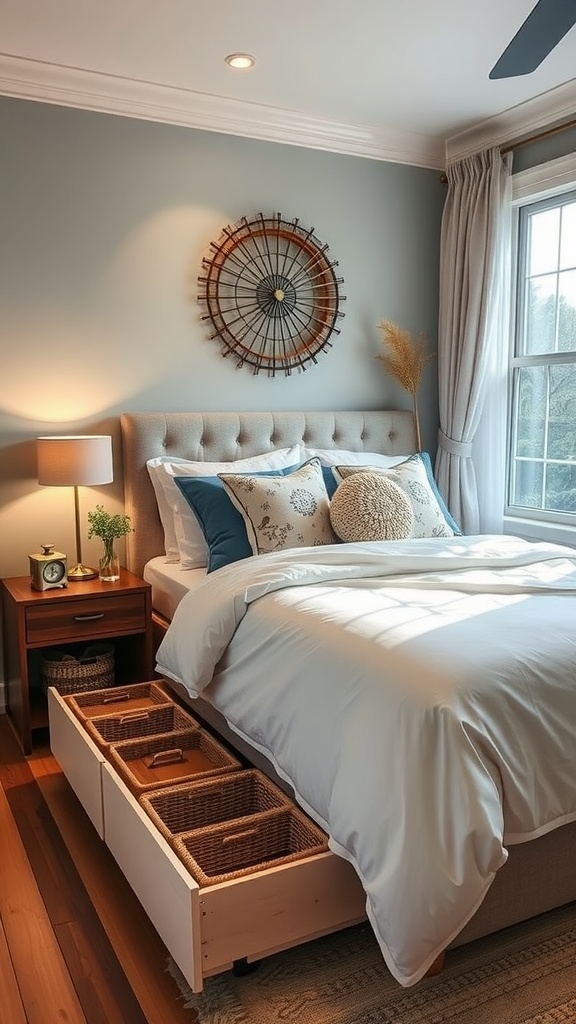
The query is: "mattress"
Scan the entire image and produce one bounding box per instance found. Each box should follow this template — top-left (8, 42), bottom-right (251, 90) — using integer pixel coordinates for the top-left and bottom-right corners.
top-left (143, 557), bottom-right (207, 621)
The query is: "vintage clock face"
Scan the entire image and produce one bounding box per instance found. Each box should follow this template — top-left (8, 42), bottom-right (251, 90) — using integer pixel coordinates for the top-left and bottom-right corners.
top-left (198, 213), bottom-right (345, 376)
top-left (43, 559), bottom-right (66, 584)
top-left (29, 544), bottom-right (68, 591)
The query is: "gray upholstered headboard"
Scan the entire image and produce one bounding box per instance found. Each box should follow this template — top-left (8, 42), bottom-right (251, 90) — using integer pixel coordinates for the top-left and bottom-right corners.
top-left (120, 410), bottom-right (416, 577)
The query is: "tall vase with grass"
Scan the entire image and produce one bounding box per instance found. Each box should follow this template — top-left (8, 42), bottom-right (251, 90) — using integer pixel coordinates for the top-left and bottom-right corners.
top-left (376, 320), bottom-right (433, 452)
top-left (87, 505), bottom-right (133, 582)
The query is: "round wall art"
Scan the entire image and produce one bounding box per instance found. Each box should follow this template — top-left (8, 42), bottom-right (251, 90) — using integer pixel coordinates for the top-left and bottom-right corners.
top-left (197, 212), bottom-right (345, 376)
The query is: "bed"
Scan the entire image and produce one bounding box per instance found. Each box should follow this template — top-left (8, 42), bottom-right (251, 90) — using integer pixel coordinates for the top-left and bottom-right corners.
top-left (120, 410), bottom-right (576, 988)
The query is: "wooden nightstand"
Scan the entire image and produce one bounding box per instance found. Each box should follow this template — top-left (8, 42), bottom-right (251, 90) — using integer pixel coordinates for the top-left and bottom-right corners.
top-left (1, 569), bottom-right (154, 755)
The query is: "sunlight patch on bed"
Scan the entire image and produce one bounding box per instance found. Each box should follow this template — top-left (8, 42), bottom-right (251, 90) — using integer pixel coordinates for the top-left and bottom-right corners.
top-left (269, 583), bottom-right (528, 648)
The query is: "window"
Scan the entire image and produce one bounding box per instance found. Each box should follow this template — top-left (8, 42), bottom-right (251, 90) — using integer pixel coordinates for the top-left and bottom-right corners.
top-left (508, 187), bottom-right (576, 526)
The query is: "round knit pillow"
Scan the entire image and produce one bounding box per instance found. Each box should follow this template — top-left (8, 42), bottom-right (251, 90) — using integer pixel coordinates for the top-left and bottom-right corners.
top-left (329, 471), bottom-right (414, 542)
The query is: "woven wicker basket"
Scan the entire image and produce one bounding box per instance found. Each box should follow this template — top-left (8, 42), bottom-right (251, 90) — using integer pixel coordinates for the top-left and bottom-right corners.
top-left (85, 702), bottom-right (200, 752)
top-left (107, 727), bottom-right (242, 795)
top-left (139, 768), bottom-right (292, 845)
top-left (173, 806), bottom-right (329, 886)
top-left (67, 681), bottom-right (170, 723)
top-left (41, 644), bottom-right (114, 696)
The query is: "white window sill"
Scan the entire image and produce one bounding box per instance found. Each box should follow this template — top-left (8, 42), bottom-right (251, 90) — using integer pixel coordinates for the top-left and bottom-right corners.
top-left (503, 516), bottom-right (576, 550)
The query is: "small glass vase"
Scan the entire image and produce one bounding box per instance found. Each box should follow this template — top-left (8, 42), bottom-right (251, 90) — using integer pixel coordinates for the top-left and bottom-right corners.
top-left (99, 540), bottom-right (120, 582)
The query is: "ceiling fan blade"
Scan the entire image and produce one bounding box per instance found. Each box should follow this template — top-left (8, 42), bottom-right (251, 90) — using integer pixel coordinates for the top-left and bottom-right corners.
top-left (489, 0), bottom-right (576, 79)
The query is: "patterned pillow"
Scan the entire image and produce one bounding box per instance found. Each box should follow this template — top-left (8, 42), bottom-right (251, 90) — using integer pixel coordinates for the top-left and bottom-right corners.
top-left (334, 453), bottom-right (460, 538)
top-left (330, 472), bottom-right (415, 542)
top-left (174, 463), bottom-right (300, 573)
top-left (219, 458), bottom-right (337, 555)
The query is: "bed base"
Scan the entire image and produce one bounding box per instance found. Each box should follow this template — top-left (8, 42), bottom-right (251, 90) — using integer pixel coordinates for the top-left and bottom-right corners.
top-left (120, 410), bottom-right (576, 967)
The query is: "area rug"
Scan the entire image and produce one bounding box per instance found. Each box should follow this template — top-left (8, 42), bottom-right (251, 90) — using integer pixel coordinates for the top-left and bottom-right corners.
top-left (167, 902), bottom-right (576, 1024)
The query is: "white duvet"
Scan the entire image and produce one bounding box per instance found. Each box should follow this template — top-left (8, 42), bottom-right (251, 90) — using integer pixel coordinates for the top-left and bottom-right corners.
top-left (156, 534), bottom-right (576, 987)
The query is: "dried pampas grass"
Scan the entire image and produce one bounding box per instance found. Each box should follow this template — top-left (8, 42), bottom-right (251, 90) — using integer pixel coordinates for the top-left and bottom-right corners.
top-left (376, 320), bottom-right (433, 451)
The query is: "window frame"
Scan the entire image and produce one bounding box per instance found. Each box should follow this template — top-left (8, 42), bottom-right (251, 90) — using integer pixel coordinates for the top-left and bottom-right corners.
top-left (505, 153), bottom-right (576, 547)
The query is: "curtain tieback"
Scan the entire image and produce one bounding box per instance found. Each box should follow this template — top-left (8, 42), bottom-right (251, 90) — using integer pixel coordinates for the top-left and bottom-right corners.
top-left (438, 430), bottom-right (472, 458)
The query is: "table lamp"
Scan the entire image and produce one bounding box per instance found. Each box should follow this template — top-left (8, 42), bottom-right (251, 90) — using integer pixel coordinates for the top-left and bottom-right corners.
top-left (37, 435), bottom-right (114, 581)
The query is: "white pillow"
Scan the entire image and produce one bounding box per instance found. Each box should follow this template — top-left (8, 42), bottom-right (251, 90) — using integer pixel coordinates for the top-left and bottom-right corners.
top-left (334, 454), bottom-right (459, 539)
top-left (219, 458), bottom-right (337, 556)
top-left (147, 456), bottom-right (191, 563)
top-left (303, 447), bottom-right (410, 469)
top-left (148, 446), bottom-right (303, 568)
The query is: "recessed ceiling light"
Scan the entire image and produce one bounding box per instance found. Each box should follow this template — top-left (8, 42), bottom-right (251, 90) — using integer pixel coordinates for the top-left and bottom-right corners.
top-left (225, 53), bottom-right (256, 70)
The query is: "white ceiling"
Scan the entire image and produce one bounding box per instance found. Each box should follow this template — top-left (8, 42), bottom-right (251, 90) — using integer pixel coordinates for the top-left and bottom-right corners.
top-left (2, 0), bottom-right (576, 169)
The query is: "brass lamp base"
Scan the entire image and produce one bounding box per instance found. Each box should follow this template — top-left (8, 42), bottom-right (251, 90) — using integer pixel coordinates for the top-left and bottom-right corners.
top-left (67, 562), bottom-right (98, 582)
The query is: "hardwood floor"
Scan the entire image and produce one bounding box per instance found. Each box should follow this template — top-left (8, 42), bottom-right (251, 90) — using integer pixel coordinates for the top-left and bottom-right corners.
top-left (0, 714), bottom-right (198, 1024)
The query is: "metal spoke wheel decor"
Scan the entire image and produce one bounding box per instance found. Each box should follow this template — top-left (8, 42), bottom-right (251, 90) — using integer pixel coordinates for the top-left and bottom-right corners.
top-left (198, 213), bottom-right (345, 376)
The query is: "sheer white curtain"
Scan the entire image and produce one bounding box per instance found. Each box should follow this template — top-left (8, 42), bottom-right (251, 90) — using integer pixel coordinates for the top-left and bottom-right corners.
top-left (436, 146), bottom-right (512, 535)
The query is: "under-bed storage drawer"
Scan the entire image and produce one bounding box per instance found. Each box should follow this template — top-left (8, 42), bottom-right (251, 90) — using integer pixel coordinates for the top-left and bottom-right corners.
top-left (48, 682), bottom-right (368, 993)
top-left (103, 763), bottom-right (367, 991)
top-left (48, 687), bottom-right (107, 838)
top-left (102, 763), bottom-right (203, 990)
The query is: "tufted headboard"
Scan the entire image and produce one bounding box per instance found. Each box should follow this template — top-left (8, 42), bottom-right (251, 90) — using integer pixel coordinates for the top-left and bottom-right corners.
top-left (120, 410), bottom-right (416, 577)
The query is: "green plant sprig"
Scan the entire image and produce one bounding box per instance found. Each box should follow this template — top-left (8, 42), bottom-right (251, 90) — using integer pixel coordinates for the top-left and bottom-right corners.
top-left (87, 505), bottom-right (133, 541)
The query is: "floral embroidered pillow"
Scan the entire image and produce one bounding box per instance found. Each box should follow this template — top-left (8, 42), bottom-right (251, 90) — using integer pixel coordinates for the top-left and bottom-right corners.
top-left (333, 453), bottom-right (460, 538)
top-left (219, 458), bottom-right (337, 555)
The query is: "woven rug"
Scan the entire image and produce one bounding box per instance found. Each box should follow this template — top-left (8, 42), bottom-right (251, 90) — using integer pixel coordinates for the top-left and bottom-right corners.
top-left (168, 902), bottom-right (576, 1023)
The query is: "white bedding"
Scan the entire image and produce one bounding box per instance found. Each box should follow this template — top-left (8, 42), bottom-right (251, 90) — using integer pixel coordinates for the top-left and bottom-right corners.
top-left (156, 534), bottom-right (576, 987)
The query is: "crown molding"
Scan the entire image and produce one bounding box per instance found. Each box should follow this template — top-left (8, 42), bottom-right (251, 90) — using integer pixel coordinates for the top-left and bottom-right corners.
top-left (0, 53), bottom-right (445, 170)
top-left (446, 77), bottom-right (576, 163)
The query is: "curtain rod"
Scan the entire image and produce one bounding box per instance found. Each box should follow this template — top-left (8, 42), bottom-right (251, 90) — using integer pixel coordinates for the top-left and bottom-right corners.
top-left (439, 116), bottom-right (576, 183)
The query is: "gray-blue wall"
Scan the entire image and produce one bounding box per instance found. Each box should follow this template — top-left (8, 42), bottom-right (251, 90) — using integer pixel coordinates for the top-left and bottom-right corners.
top-left (0, 95), bottom-right (445, 580)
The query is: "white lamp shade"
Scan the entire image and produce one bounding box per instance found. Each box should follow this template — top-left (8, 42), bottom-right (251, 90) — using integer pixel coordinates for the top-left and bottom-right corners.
top-left (37, 435), bottom-right (114, 486)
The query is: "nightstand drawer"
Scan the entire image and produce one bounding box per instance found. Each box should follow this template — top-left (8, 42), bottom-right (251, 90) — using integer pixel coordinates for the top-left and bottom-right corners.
top-left (26, 594), bottom-right (147, 645)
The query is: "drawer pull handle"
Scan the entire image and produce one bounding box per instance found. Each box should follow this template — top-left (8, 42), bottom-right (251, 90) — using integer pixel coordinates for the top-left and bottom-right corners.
top-left (148, 748), bottom-right (183, 768)
top-left (119, 711), bottom-right (149, 724)
top-left (223, 829), bottom-right (258, 844)
top-left (73, 613), bottom-right (105, 622)
top-left (103, 692), bottom-right (131, 704)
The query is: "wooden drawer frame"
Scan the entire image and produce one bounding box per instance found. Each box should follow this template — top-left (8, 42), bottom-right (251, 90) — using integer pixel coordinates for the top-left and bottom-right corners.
top-left (48, 687), bottom-right (367, 992)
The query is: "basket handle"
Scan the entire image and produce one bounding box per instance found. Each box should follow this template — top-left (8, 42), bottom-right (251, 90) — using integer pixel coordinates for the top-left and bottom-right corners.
top-left (119, 711), bottom-right (149, 724)
top-left (102, 692), bottom-right (132, 704)
top-left (148, 748), bottom-right (183, 768)
top-left (223, 828), bottom-right (258, 844)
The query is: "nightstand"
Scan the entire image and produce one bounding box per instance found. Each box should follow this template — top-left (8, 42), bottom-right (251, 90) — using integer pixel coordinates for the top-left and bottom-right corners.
top-left (1, 569), bottom-right (154, 755)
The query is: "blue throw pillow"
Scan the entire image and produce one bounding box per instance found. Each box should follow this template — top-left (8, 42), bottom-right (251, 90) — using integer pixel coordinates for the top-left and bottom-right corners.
top-left (175, 463), bottom-right (336, 572)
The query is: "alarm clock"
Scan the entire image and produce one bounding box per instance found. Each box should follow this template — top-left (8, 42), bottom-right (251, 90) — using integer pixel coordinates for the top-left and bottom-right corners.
top-left (29, 544), bottom-right (68, 591)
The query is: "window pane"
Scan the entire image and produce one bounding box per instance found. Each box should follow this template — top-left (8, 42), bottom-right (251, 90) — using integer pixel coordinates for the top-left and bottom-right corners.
top-left (548, 364), bottom-right (576, 458)
top-left (557, 270), bottom-right (576, 352)
top-left (526, 275), bottom-right (557, 354)
top-left (528, 207), bottom-right (559, 276)
top-left (511, 459), bottom-right (543, 508)
top-left (515, 366), bottom-right (547, 458)
top-left (559, 202), bottom-right (576, 270)
top-left (545, 463), bottom-right (576, 513)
